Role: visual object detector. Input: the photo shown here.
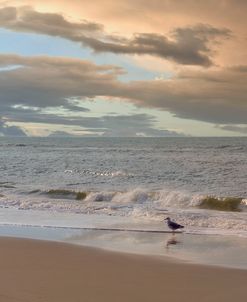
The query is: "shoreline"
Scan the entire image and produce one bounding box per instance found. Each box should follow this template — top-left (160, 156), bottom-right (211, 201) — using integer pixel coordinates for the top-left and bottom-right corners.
top-left (1, 221), bottom-right (247, 270)
top-left (0, 237), bottom-right (247, 302)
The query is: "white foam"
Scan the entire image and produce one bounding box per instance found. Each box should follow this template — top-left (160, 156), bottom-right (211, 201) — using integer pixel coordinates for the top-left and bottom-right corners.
top-left (1, 188), bottom-right (247, 238)
top-left (153, 189), bottom-right (202, 208)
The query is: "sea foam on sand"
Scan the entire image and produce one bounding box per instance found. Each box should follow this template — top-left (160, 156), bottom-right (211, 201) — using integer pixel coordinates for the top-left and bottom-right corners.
top-left (0, 207), bottom-right (247, 269)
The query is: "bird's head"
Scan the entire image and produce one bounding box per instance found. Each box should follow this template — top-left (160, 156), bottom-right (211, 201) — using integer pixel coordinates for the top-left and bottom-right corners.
top-left (164, 217), bottom-right (170, 221)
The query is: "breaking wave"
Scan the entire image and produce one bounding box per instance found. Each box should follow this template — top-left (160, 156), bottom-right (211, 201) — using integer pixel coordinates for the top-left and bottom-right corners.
top-left (2, 187), bottom-right (246, 210)
top-left (1, 188), bottom-right (246, 235)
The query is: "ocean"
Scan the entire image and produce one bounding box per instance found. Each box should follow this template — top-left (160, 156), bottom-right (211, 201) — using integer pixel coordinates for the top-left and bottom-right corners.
top-left (0, 137), bottom-right (247, 237)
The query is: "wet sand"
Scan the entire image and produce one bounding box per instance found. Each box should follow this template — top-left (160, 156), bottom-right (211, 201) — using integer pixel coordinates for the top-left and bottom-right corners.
top-left (0, 237), bottom-right (246, 302)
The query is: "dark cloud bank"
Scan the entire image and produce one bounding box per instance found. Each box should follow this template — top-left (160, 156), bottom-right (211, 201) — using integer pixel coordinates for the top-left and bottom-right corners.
top-left (0, 56), bottom-right (185, 137)
top-left (0, 54), bottom-right (246, 136)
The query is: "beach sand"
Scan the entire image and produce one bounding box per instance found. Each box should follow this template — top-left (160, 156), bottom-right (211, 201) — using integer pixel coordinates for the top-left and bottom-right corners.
top-left (0, 237), bottom-right (246, 302)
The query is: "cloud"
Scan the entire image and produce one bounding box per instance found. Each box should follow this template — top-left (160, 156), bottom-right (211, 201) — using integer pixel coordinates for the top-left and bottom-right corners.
top-left (0, 118), bottom-right (27, 136)
top-left (79, 25), bottom-right (230, 66)
top-left (0, 54), bottom-right (246, 129)
top-left (99, 114), bottom-right (184, 137)
top-left (0, 54), bottom-right (124, 110)
top-left (7, 111), bottom-right (183, 137)
top-left (0, 6), bottom-right (231, 66)
top-left (0, 57), bottom-right (183, 136)
top-left (3, 106), bottom-right (184, 137)
top-left (47, 130), bottom-right (76, 137)
top-left (0, 6), bottom-right (103, 33)
top-left (216, 125), bottom-right (247, 135)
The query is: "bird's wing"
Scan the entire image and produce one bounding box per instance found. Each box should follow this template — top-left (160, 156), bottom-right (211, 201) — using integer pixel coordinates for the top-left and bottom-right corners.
top-left (170, 221), bottom-right (184, 228)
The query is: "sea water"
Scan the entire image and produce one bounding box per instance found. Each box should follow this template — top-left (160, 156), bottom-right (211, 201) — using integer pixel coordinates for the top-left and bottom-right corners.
top-left (0, 137), bottom-right (247, 237)
top-left (1, 137), bottom-right (247, 268)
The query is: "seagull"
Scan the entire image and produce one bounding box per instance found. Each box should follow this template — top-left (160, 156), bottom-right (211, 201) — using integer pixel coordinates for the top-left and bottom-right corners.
top-left (164, 217), bottom-right (184, 233)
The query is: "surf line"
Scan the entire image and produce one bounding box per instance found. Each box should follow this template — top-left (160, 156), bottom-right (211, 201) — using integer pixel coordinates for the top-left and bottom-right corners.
top-left (62, 226), bottom-right (184, 234)
top-left (1, 223), bottom-right (183, 234)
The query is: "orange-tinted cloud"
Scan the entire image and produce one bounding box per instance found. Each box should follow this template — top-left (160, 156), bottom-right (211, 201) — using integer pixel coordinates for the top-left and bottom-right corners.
top-left (0, 6), bottom-right (232, 66)
top-left (3, 0), bottom-right (246, 67)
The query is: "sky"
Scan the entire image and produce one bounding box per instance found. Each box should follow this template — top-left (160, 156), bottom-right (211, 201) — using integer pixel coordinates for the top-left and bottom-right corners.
top-left (0, 0), bottom-right (246, 137)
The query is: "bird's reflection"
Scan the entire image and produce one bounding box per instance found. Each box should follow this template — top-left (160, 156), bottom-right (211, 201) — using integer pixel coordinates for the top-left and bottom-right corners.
top-left (165, 234), bottom-right (180, 249)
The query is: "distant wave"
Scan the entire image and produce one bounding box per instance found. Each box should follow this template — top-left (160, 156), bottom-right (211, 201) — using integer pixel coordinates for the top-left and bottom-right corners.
top-left (0, 182), bottom-right (16, 189)
top-left (64, 169), bottom-right (133, 178)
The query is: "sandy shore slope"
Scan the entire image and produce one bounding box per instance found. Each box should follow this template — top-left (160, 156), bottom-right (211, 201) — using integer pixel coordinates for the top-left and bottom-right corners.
top-left (0, 237), bottom-right (246, 302)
